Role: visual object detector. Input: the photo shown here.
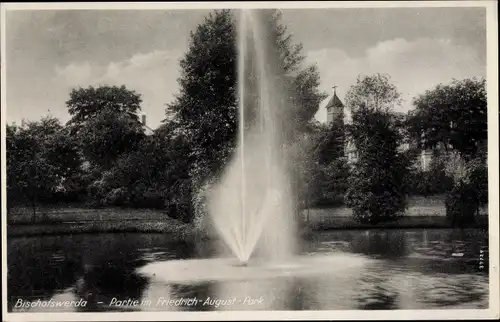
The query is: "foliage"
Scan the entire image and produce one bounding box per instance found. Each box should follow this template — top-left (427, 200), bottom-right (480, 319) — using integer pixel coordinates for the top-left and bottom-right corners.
top-left (66, 85), bottom-right (142, 130)
top-left (344, 105), bottom-right (411, 224)
top-left (6, 117), bottom-right (82, 218)
top-left (83, 121), bottom-right (194, 220)
top-left (345, 73), bottom-right (402, 113)
top-left (315, 158), bottom-right (350, 207)
top-left (445, 156), bottom-right (488, 226)
top-left (168, 9), bottom-right (326, 185)
top-left (285, 121), bottom-right (349, 209)
top-left (407, 78), bottom-right (487, 160)
top-left (268, 10), bottom-right (327, 137)
top-left (309, 121), bottom-right (349, 207)
top-left (78, 108), bottom-right (145, 170)
top-left (314, 121), bottom-right (345, 164)
top-left (407, 153), bottom-right (455, 196)
top-left (167, 9), bottom-right (238, 184)
top-left (284, 127), bottom-right (322, 209)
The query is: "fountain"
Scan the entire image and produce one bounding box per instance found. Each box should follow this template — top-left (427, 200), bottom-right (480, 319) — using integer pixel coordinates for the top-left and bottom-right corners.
top-left (207, 9), bottom-right (297, 265)
top-left (138, 9), bottom-right (367, 287)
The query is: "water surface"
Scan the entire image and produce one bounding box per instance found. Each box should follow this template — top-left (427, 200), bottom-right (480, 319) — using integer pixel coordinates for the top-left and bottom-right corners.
top-left (7, 228), bottom-right (489, 311)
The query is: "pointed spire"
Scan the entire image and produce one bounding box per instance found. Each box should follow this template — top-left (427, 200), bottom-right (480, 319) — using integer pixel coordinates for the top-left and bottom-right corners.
top-left (325, 85), bottom-right (344, 110)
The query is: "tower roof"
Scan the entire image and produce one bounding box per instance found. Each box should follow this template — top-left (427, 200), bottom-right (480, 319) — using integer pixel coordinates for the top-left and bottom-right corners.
top-left (325, 92), bottom-right (344, 110)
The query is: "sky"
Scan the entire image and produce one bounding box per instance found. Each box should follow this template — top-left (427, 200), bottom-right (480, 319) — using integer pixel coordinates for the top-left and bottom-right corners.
top-left (4, 6), bottom-right (487, 129)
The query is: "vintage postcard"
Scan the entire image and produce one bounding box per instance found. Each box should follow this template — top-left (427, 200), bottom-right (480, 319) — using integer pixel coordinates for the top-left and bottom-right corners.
top-left (1, 1), bottom-right (499, 321)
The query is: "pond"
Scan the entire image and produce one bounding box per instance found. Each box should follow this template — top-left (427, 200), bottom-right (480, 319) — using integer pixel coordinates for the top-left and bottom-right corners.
top-left (7, 228), bottom-right (489, 312)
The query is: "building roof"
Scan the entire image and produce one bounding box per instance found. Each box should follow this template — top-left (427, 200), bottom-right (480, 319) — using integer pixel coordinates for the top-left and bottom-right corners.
top-left (325, 92), bottom-right (344, 110)
top-left (143, 124), bottom-right (154, 136)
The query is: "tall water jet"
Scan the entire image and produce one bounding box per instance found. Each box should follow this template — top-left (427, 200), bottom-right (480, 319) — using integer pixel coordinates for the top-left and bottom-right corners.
top-left (207, 9), bottom-right (297, 263)
top-left (137, 9), bottom-right (369, 289)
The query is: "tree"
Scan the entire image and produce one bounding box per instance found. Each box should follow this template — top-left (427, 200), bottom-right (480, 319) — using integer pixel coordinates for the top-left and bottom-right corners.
top-left (66, 85), bottom-right (142, 130)
top-left (345, 107), bottom-right (411, 224)
top-left (6, 117), bottom-right (81, 220)
top-left (284, 124), bottom-right (323, 213)
top-left (344, 75), bottom-right (410, 224)
top-left (78, 108), bottom-right (145, 170)
top-left (167, 9), bottom-right (238, 185)
top-left (307, 121), bottom-right (349, 207)
top-left (345, 73), bottom-right (402, 113)
top-left (407, 78), bottom-right (487, 161)
top-left (168, 9), bottom-right (326, 187)
top-left (445, 157), bottom-right (488, 226)
top-left (407, 152), bottom-right (454, 197)
top-left (84, 120), bottom-right (195, 221)
top-left (314, 121), bottom-right (346, 165)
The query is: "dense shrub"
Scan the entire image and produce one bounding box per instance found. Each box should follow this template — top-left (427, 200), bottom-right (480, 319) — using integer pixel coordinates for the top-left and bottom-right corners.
top-left (445, 157), bottom-right (488, 226)
top-left (408, 157), bottom-right (454, 197)
top-left (313, 159), bottom-right (350, 208)
top-left (104, 188), bottom-right (128, 206)
top-left (345, 106), bottom-right (411, 224)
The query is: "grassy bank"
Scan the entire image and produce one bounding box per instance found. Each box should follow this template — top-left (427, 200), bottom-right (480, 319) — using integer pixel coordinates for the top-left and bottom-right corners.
top-left (6, 207), bottom-right (201, 239)
top-left (7, 195), bottom-right (489, 237)
top-left (303, 195), bottom-right (488, 230)
top-left (304, 214), bottom-right (488, 230)
top-left (7, 219), bottom-right (199, 239)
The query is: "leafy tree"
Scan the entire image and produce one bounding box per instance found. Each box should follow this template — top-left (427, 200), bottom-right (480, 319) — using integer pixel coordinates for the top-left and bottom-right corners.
top-left (78, 108), bottom-right (145, 170)
top-left (168, 9), bottom-right (326, 187)
top-left (315, 158), bottom-right (350, 207)
top-left (344, 75), bottom-right (410, 224)
top-left (345, 73), bottom-right (402, 113)
top-left (307, 121), bottom-right (349, 207)
top-left (85, 121), bottom-right (195, 221)
top-left (167, 9), bottom-right (238, 184)
top-left (6, 117), bottom-right (81, 219)
top-left (66, 85), bottom-right (142, 130)
top-left (407, 78), bottom-right (487, 161)
top-left (407, 152), bottom-right (454, 197)
top-left (445, 158), bottom-right (488, 226)
top-left (284, 124), bottom-right (323, 212)
top-left (314, 121), bottom-right (346, 165)
top-left (345, 106), bottom-right (411, 224)
top-left (285, 120), bottom-right (350, 213)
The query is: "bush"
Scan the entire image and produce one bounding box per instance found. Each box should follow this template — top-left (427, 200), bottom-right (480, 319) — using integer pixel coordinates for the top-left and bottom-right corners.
top-left (445, 182), bottom-right (479, 226)
top-left (103, 187), bottom-right (128, 206)
top-left (127, 183), bottom-right (165, 209)
top-left (312, 158), bottom-right (350, 208)
top-left (346, 178), bottom-right (406, 224)
top-left (445, 157), bottom-right (487, 226)
top-left (408, 168), bottom-right (454, 197)
top-left (345, 107), bottom-right (410, 224)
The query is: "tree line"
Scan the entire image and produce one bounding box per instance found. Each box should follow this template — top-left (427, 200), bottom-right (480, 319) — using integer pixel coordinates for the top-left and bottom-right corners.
top-left (6, 10), bottom-right (488, 226)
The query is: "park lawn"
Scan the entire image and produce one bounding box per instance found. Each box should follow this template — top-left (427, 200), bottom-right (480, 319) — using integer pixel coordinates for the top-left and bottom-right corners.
top-left (303, 195), bottom-right (488, 230)
top-left (7, 219), bottom-right (199, 239)
top-left (7, 206), bottom-right (168, 224)
top-left (7, 195), bottom-right (489, 236)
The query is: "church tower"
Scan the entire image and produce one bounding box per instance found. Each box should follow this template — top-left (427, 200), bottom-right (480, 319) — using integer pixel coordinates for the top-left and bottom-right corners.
top-left (326, 86), bottom-right (344, 125)
top-left (322, 86), bottom-right (347, 161)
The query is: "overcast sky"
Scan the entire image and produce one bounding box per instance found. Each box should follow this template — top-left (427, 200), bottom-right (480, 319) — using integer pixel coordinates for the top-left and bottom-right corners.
top-left (4, 6), bottom-right (487, 129)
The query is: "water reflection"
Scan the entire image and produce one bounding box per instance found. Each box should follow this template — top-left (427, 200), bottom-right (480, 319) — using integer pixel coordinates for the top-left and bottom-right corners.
top-left (350, 230), bottom-right (409, 259)
top-left (7, 229), bottom-right (489, 312)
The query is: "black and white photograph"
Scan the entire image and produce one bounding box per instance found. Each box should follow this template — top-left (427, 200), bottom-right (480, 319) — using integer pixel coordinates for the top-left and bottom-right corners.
top-left (1, 1), bottom-right (498, 321)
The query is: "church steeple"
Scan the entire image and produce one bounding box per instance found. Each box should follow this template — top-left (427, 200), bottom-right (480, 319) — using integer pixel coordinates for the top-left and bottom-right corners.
top-left (326, 85), bottom-right (344, 124)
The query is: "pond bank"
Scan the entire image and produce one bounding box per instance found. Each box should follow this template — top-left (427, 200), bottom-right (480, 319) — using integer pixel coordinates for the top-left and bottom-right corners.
top-left (7, 214), bottom-right (488, 238)
top-left (7, 219), bottom-right (200, 239)
top-left (7, 200), bottom-right (489, 237)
